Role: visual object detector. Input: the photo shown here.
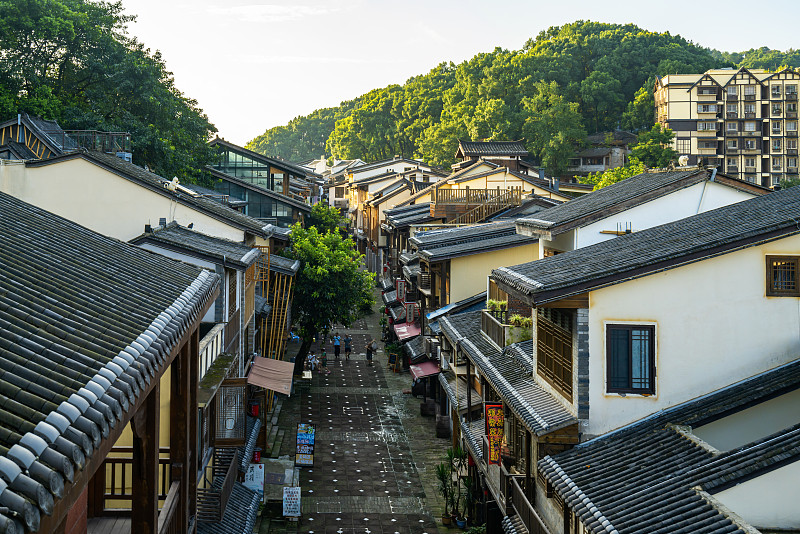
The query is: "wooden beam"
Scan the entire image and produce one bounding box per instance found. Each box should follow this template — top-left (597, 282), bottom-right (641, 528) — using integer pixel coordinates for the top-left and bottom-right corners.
top-left (537, 295), bottom-right (589, 309)
top-left (132, 383), bottom-right (160, 533)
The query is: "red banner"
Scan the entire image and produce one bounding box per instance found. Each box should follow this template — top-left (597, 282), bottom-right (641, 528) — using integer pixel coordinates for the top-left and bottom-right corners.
top-left (484, 403), bottom-right (503, 465)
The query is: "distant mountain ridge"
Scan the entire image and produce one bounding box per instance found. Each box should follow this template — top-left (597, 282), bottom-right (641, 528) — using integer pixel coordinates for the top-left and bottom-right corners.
top-left (247, 21), bottom-right (800, 172)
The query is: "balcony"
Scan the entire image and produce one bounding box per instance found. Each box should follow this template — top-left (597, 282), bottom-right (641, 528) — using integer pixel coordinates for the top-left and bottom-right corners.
top-left (745, 94), bottom-right (757, 101)
top-left (417, 271), bottom-right (431, 292)
top-left (745, 167), bottom-right (757, 173)
top-left (788, 131), bottom-right (799, 137)
top-left (726, 112), bottom-right (738, 119)
top-left (197, 449), bottom-right (239, 523)
top-left (726, 93), bottom-right (738, 101)
top-left (727, 166), bottom-right (739, 173)
top-left (745, 112), bottom-right (757, 119)
top-left (788, 149), bottom-right (798, 156)
top-left (482, 310), bottom-right (507, 347)
top-left (726, 148), bottom-right (739, 154)
top-left (788, 93), bottom-right (798, 101)
top-left (510, 477), bottom-right (552, 534)
top-left (788, 112), bottom-right (798, 119)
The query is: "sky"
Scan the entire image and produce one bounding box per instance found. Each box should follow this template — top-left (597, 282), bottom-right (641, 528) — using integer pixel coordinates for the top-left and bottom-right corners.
top-left (119, 0), bottom-right (800, 147)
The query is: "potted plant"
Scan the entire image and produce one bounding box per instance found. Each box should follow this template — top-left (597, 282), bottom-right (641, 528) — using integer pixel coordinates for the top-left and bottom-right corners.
top-left (486, 299), bottom-right (499, 312)
top-left (435, 462), bottom-right (452, 525)
top-left (448, 447), bottom-right (468, 527)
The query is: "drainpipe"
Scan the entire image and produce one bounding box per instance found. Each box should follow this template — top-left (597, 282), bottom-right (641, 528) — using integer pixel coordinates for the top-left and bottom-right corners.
top-left (17, 114), bottom-right (22, 143)
top-left (696, 168), bottom-right (716, 214)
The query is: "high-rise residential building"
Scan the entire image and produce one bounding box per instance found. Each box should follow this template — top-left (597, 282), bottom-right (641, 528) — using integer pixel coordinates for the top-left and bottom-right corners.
top-left (655, 67), bottom-right (800, 188)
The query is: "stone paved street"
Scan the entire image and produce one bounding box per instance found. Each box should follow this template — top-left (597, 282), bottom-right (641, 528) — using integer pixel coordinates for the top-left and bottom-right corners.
top-left (264, 289), bottom-right (451, 534)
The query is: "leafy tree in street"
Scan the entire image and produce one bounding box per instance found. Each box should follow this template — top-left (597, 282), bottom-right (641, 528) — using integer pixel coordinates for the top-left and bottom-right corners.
top-left (630, 124), bottom-right (677, 167)
top-left (307, 202), bottom-right (346, 234)
top-left (580, 157), bottom-right (646, 190)
top-left (283, 224), bottom-right (375, 373)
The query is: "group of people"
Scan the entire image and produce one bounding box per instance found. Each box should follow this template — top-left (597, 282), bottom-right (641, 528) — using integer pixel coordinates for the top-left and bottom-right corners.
top-left (306, 332), bottom-right (380, 371)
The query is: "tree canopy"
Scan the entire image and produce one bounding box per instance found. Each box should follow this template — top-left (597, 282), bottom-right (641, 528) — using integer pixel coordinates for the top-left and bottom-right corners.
top-left (283, 222), bottom-right (375, 372)
top-left (248, 21), bottom-right (733, 171)
top-left (580, 157), bottom-right (646, 190)
top-left (629, 124), bottom-right (677, 168)
top-left (0, 0), bottom-right (217, 181)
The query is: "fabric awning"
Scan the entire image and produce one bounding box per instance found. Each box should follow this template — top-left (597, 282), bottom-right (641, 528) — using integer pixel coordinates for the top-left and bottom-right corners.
top-left (410, 360), bottom-right (440, 380)
top-left (247, 356), bottom-right (294, 395)
top-left (394, 322), bottom-right (421, 341)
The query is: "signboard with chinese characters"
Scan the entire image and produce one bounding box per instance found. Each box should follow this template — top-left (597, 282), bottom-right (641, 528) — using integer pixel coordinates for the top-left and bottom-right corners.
top-left (295, 423), bottom-right (316, 467)
top-left (485, 403), bottom-right (504, 465)
top-left (396, 279), bottom-right (406, 302)
top-left (243, 463), bottom-right (265, 499)
top-left (283, 486), bottom-right (301, 517)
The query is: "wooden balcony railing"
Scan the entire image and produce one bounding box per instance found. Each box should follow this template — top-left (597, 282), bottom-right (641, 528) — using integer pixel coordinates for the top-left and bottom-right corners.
top-left (481, 310), bottom-right (506, 347)
top-left (197, 449), bottom-right (239, 523)
top-left (511, 477), bottom-right (551, 534)
top-left (199, 324), bottom-right (225, 381)
top-left (157, 481), bottom-right (182, 534)
top-left (100, 447), bottom-right (172, 513)
top-left (225, 308), bottom-right (240, 353)
top-left (418, 271), bottom-right (431, 290)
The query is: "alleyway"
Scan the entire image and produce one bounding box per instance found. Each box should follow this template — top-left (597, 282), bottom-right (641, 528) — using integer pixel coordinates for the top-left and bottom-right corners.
top-left (264, 290), bottom-right (451, 533)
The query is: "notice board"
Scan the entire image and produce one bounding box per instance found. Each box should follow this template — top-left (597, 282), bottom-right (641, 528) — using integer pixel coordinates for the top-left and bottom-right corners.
top-left (295, 423), bottom-right (316, 467)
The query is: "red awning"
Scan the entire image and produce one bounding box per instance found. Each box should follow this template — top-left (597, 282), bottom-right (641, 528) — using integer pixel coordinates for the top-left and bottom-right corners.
top-left (247, 357), bottom-right (294, 395)
top-left (394, 322), bottom-right (421, 341)
top-left (410, 360), bottom-right (440, 380)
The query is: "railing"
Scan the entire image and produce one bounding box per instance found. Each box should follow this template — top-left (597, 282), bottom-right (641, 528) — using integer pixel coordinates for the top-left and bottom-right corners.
top-left (418, 271), bottom-right (431, 290)
top-left (726, 93), bottom-right (738, 101)
top-left (481, 310), bottom-right (506, 347)
top-left (745, 112), bottom-right (756, 118)
top-left (788, 93), bottom-right (798, 101)
top-left (727, 166), bottom-right (739, 173)
top-left (726, 112), bottom-right (738, 119)
top-left (101, 447), bottom-right (172, 512)
top-left (199, 324), bottom-right (225, 381)
top-left (197, 449), bottom-right (239, 523)
top-left (745, 94), bottom-right (756, 101)
top-left (157, 481), bottom-right (182, 534)
top-left (225, 308), bottom-right (240, 353)
top-left (449, 189), bottom-right (523, 225)
top-left (487, 309), bottom-right (509, 324)
top-left (46, 129), bottom-right (132, 153)
top-left (511, 477), bottom-right (551, 534)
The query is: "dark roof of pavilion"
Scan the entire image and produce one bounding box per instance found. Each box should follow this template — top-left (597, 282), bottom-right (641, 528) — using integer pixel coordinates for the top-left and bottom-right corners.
top-left (384, 203), bottom-right (435, 228)
top-left (539, 358), bottom-right (800, 534)
top-left (0, 191), bottom-right (218, 531)
top-left (456, 139), bottom-right (529, 158)
top-left (493, 185), bottom-right (800, 306)
top-left (411, 221), bottom-right (536, 262)
top-left (130, 222), bottom-right (259, 269)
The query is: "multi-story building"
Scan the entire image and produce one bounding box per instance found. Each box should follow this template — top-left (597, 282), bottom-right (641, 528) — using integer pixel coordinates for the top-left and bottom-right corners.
top-left (655, 67), bottom-right (800, 188)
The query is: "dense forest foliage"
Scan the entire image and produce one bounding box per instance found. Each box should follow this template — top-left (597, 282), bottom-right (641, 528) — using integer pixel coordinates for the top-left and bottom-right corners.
top-left (0, 0), bottom-right (217, 181)
top-left (248, 21), bottom-right (799, 174)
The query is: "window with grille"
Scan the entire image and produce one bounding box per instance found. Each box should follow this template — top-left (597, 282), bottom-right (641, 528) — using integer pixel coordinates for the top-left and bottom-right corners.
top-left (767, 256), bottom-right (800, 296)
top-left (606, 324), bottom-right (655, 394)
top-left (228, 270), bottom-right (237, 318)
top-left (537, 310), bottom-right (573, 400)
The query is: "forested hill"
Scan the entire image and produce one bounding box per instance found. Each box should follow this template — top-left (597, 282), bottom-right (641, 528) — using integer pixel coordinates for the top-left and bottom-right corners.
top-left (247, 21), bottom-right (800, 173)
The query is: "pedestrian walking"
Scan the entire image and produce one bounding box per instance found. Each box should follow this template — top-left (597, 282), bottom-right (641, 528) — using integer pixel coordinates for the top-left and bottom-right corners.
top-left (320, 350), bottom-right (330, 374)
top-left (333, 332), bottom-right (341, 360)
top-left (344, 334), bottom-right (352, 360)
top-left (365, 337), bottom-right (377, 366)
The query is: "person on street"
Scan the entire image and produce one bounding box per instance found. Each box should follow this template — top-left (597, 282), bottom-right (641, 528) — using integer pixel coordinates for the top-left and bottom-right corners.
top-left (365, 337), bottom-right (377, 366)
top-left (333, 333), bottom-right (341, 360)
top-left (307, 350), bottom-right (317, 372)
top-left (344, 334), bottom-right (352, 360)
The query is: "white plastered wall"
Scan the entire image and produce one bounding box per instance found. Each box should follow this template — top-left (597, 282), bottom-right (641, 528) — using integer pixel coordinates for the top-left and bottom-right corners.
top-left (449, 243), bottom-right (538, 303)
top-left (586, 233), bottom-right (800, 436)
top-left (0, 158), bottom-right (246, 242)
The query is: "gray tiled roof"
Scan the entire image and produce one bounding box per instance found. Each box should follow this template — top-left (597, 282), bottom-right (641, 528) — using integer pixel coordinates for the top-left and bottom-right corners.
top-left (501, 514), bottom-right (529, 534)
top-left (419, 233), bottom-right (536, 262)
top-left (494, 186), bottom-right (800, 305)
top-left (382, 290), bottom-right (399, 306)
top-left (460, 417), bottom-right (485, 461)
top-left (384, 203), bottom-right (434, 228)
top-left (539, 358), bottom-right (800, 534)
top-left (237, 416), bottom-right (262, 472)
top-left (403, 336), bottom-right (427, 363)
top-left (131, 222), bottom-right (258, 268)
top-left (440, 312), bottom-right (576, 437)
top-left (0, 191), bottom-right (218, 531)
top-left (515, 169), bottom-right (706, 234)
top-left (269, 254), bottom-right (301, 276)
top-left (410, 221), bottom-right (517, 249)
top-left (197, 481), bottom-right (260, 534)
top-left (27, 150), bottom-right (275, 238)
top-left (458, 139), bottom-right (529, 157)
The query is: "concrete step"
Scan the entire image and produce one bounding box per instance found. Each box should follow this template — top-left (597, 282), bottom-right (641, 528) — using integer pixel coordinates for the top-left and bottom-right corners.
top-left (270, 429), bottom-right (285, 458)
top-left (265, 425), bottom-right (279, 454)
top-left (271, 400), bottom-right (283, 426)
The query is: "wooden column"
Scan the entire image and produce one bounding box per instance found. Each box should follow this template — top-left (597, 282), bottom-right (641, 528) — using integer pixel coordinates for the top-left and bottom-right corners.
top-left (170, 340), bottom-right (191, 532)
top-left (466, 359), bottom-right (472, 425)
top-left (525, 429), bottom-right (532, 501)
top-left (188, 328), bottom-right (200, 532)
top-left (132, 382), bottom-right (160, 533)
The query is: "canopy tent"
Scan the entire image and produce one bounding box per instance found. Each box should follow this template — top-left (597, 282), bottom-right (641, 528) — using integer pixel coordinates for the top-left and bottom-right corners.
top-left (247, 356), bottom-right (294, 395)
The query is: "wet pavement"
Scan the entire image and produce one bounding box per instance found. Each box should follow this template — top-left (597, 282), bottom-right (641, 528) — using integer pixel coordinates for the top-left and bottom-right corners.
top-left (264, 289), bottom-right (451, 534)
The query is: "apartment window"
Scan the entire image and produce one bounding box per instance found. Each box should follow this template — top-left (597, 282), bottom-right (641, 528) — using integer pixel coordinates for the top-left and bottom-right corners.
top-left (745, 139), bottom-right (757, 150)
top-left (727, 86), bottom-right (737, 97)
top-left (606, 324), bottom-right (655, 394)
top-left (787, 121), bottom-right (798, 132)
top-left (745, 175), bottom-right (757, 184)
top-left (772, 121), bottom-right (782, 134)
top-left (788, 103), bottom-right (798, 113)
top-left (766, 256), bottom-right (800, 296)
top-left (773, 157), bottom-right (783, 170)
top-left (773, 103), bottom-right (783, 115)
top-left (698, 141), bottom-right (717, 149)
top-left (788, 157), bottom-right (798, 169)
top-left (676, 138), bottom-right (690, 153)
top-left (727, 103), bottom-right (737, 114)
top-left (772, 174), bottom-right (783, 186)
top-left (787, 85), bottom-right (798, 96)
top-left (788, 139), bottom-right (798, 150)
top-left (698, 104), bottom-right (716, 113)
top-left (726, 139), bottom-right (738, 149)
top-left (744, 121), bottom-right (757, 132)
top-left (726, 121), bottom-right (738, 132)
top-left (773, 139), bottom-right (782, 151)
top-left (697, 122), bottom-right (717, 131)
top-left (744, 86), bottom-right (756, 96)
top-left (744, 103), bottom-right (756, 116)
top-left (772, 85), bottom-right (782, 97)
top-left (727, 157), bottom-right (737, 166)
top-left (745, 157), bottom-right (756, 168)
top-left (334, 186), bottom-right (345, 198)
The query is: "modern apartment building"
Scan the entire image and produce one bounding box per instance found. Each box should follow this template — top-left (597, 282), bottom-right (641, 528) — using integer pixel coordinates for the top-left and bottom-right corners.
top-left (655, 67), bottom-right (800, 187)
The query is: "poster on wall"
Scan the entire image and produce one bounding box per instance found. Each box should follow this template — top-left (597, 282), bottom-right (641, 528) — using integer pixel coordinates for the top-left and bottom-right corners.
top-left (295, 423), bottom-right (316, 467)
top-left (485, 403), bottom-right (504, 465)
top-left (243, 463), bottom-right (265, 499)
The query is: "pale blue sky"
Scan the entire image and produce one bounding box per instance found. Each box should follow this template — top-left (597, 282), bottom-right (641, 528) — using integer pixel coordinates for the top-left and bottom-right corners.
top-left (120, 0), bottom-right (800, 145)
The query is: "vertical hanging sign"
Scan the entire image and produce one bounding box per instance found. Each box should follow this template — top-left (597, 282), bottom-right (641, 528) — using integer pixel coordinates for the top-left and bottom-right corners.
top-left (485, 403), bottom-right (504, 465)
top-left (396, 279), bottom-right (407, 302)
top-left (295, 423), bottom-right (316, 467)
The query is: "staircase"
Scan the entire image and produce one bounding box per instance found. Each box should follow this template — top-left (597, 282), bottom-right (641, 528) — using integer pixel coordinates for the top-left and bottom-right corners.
top-left (448, 188), bottom-right (523, 224)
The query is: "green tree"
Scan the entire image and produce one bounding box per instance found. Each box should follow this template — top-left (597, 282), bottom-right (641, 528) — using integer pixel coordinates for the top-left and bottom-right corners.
top-left (621, 79), bottom-right (656, 131)
top-left (284, 224), bottom-right (375, 372)
top-left (307, 202), bottom-right (346, 233)
top-left (580, 157), bottom-right (646, 190)
top-left (521, 81), bottom-right (585, 176)
top-left (629, 124), bottom-right (677, 167)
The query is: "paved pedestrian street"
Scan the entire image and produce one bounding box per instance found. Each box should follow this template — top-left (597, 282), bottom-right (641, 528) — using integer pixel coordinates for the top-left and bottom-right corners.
top-left (269, 299), bottom-right (450, 534)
